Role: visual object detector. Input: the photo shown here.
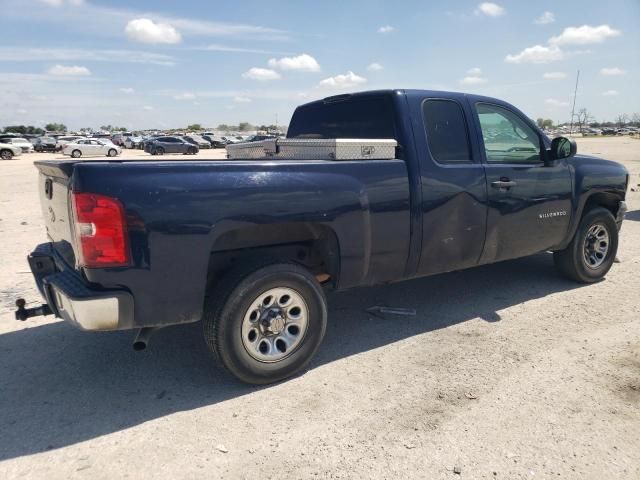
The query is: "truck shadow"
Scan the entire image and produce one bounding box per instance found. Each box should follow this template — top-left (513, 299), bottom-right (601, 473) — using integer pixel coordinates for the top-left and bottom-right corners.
top-left (0, 252), bottom-right (580, 461)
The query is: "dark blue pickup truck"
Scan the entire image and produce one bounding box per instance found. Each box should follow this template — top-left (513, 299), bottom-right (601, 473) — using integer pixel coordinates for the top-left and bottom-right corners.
top-left (17, 90), bottom-right (628, 384)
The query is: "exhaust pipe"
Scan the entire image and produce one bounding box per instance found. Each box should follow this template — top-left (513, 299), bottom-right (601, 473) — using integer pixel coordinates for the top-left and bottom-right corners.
top-left (133, 327), bottom-right (157, 351)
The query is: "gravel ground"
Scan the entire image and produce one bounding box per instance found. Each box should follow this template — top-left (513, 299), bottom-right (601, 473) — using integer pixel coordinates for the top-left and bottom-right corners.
top-left (0, 138), bottom-right (639, 479)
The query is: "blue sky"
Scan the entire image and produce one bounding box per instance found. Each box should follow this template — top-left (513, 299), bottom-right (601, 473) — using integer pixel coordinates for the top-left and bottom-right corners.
top-left (1, 0), bottom-right (638, 130)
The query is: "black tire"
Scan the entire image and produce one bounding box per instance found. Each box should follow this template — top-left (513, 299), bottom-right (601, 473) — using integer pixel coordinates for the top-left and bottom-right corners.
top-left (107, 148), bottom-right (117, 157)
top-left (0, 149), bottom-right (13, 160)
top-left (189, 147), bottom-right (197, 155)
top-left (71, 149), bottom-right (81, 158)
top-left (203, 261), bottom-right (328, 384)
top-left (155, 147), bottom-right (165, 155)
top-left (554, 207), bottom-right (618, 283)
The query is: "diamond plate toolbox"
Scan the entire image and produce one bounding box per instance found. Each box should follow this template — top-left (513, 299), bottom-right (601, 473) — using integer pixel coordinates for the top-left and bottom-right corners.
top-left (226, 138), bottom-right (397, 161)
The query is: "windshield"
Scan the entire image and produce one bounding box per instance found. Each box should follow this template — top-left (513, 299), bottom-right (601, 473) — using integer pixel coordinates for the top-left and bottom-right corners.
top-left (190, 135), bottom-right (205, 142)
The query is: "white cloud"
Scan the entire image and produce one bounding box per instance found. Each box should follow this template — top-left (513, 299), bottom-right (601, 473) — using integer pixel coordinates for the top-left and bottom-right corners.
top-left (367, 63), bottom-right (384, 72)
top-left (600, 67), bottom-right (625, 76)
top-left (549, 24), bottom-right (621, 46)
top-left (119, 87), bottom-right (135, 94)
top-left (534, 11), bottom-right (555, 25)
top-left (544, 98), bottom-right (570, 107)
top-left (37, 0), bottom-right (84, 6)
top-left (505, 44), bottom-right (564, 64)
top-left (143, 106), bottom-right (153, 110)
top-left (543, 72), bottom-right (567, 79)
top-left (267, 54), bottom-right (320, 72)
top-left (241, 67), bottom-right (281, 81)
top-left (0, 46), bottom-right (175, 66)
top-left (475, 2), bottom-right (505, 17)
top-left (602, 90), bottom-right (619, 96)
top-left (377, 25), bottom-right (394, 34)
top-left (467, 67), bottom-right (482, 75)
top-left (318, 71), bottom-right (367, 89)
top-left (174, 92), bottom-right (196, 100)
top-left (125, 18), bottom-right (182, 44)
top-left (47, 64), bottom-right (91, 76)
top-left (460, 76), bottom-right (487, 86)
top-left (203, 45), bottom-right (293, 55)
top-left (234, 96), bottom-right (251, 103)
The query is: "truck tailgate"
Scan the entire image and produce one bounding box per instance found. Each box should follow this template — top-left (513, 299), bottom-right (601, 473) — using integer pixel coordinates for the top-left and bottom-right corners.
top-left (35, 161), bottom-right (77, 267)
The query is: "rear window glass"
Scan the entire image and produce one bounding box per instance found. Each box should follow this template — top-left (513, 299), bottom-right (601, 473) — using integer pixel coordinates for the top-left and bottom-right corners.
top-left (287, 95), bottom-right (396, 139)
top-left (422, 99), bottom-right (472, 163)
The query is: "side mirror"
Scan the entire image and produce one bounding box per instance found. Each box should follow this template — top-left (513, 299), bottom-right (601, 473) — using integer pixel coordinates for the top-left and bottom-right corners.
top-left (549, 136), bottom-right (577, 161)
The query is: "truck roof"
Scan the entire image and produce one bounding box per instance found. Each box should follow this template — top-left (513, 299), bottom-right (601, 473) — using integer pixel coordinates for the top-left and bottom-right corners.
top-left (299, 88), bottom-right (510, 110)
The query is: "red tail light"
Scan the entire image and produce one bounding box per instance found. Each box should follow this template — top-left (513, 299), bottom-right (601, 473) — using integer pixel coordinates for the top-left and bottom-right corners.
top-left (72, 192), bottom-right (130, 268)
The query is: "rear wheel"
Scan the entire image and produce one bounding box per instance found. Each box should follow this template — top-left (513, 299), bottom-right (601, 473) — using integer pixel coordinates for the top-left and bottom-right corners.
top-left (203, 262), bottom-right (327, 384)
top-left (155, 147), bottom-right (165, 156)
top-left (0, 149), bottom-right (13, 160)
top-left (189, 147), bottom-right (197, 155)
top-left (71, 149), bottom-right (82, 158)
top-left (107, 148), bottom-right (117, 157)
top-left (554, 207), bottom-right (618, 283)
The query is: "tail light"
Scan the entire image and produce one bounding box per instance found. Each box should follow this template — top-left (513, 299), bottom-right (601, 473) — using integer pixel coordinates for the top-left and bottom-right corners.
top-left (72, 192), bottom-right (130, 268)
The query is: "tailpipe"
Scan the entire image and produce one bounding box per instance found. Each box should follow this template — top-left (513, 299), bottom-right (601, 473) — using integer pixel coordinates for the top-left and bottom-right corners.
top-left (133, 327), bottom-right (157, 351)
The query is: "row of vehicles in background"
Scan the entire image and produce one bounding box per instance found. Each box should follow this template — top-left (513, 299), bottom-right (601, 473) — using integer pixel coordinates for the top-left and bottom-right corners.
top-left (0, 131), bottom-right (281, 160)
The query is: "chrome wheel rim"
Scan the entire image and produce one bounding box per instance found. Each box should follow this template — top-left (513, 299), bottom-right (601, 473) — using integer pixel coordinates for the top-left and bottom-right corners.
top-left (1, 151), bottom-right (11, 160)
top-left (241, 287), bottom-right (309, 363)
top-left (583, 223), bottom-right (609, 269)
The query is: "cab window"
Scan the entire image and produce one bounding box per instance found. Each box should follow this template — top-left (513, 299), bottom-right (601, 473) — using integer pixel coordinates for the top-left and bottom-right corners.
top-left (422, 99), bottom-right (472, 163)
top-left (476, 103), bottom-right (541, 164)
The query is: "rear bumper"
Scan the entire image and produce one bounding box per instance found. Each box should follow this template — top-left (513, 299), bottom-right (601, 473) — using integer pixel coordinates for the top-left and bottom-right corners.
top-left (28, 243), bottom-right (134, 331)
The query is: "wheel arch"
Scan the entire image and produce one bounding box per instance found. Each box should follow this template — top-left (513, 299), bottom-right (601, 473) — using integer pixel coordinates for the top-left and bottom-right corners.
top-left (205, 223), bottom-right (341, 294)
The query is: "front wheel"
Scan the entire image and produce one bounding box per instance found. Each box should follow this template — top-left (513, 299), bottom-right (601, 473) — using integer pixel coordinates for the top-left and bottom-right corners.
top-left (71, 149), bottom-right (82, 158)
top-left (554, 207), bottom-right (618, 283)
top-left (203, 262), bottom-right (327, 384)
top-left (107, 148), bottom-right (117, 157)
top-left (0, 149), bottom-right (14, 160)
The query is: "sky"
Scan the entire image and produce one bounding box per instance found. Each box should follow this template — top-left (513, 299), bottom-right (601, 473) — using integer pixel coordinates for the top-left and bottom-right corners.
top-left (0, 0), bottom-right (638, 130)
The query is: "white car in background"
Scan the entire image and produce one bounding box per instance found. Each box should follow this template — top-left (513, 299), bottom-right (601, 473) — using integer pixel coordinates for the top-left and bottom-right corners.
top-left (63, 139), bottom-right (121, 158)
top-left (3, 137), bottom-right (34, 153)
top-left (0, 142), bottom-right (23, 160)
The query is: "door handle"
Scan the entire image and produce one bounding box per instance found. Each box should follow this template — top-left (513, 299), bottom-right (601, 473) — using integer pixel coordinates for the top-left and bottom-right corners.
top-left (491, 179), bottom-right (517, 189)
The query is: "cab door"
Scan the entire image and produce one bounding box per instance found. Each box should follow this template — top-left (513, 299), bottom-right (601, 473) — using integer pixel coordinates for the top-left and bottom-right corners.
top-left (472, 102), bottom-right (572, 263)
top-left (410, 95), bottom-right (488, 276)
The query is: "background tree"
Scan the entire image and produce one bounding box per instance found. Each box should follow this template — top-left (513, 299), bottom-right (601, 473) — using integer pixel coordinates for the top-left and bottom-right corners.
top-left (575, 108), bottom-right (593, 133)
top-left (615, 114), bottom-right (628, 127)
top-left (3, 125), bottom-right (45, 135)
top-left (631, 113), bottom-right (640, 127)
top-left (186, 123), bottom-right (202, 131)
top-left (238, 122), bottom-right (252, 132)
top-left (45, 122), bottom-right (67, 132)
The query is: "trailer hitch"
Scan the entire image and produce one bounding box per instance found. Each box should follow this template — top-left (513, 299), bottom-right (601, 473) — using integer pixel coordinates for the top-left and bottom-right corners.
top-left (14, 298), bottom-right (53, 321)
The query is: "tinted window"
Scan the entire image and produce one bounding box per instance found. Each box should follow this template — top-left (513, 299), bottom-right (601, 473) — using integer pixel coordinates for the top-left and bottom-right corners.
top-left (476, 103), bottom-right (541, 164)
top-left (422, 100), bottom-right (471, 163)
top-left (287, 95), bottom-right (396, 139)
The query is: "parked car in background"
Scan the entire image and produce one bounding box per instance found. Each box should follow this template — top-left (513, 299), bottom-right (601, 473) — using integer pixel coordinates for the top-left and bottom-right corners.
top-left (245, 134), bottom-right (276, 143)
top-left (0, 142), bottom-right (22, 160)
top-left (62, 139), bottom-right (121, 158)
top-left (202, 135), bottom-right (227, 148)
top-left (124, 136), bottom-right (144, 149)
top-left (0, 134), bottom-right (20, 143)
top-left (56, 136), bottom-right (86, 151)
top-left (33, 137), bottom-right (59, 152)
top-left (4, 137), bottom-right (34, 153)
top-left (184, 135), bottom-right (211, 149)
top-left (111, 133), bottom-right (132, 146)
top-left (144, 136), bottom-right (199, 155)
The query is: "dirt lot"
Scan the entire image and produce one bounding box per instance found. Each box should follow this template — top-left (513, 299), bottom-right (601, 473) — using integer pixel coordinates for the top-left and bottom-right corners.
top-left (0, 138), bottom-right (639, 479)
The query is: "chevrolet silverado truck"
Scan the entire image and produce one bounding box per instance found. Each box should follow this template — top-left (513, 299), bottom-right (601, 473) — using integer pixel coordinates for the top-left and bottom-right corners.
top-left (16, 90), bottom-right (628, 384)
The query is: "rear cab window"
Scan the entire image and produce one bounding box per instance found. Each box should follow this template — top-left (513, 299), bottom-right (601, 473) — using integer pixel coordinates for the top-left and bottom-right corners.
top-left (287, 94), bottom-right (397, 140)
top-left (422, 99), bottom-right (472, 163)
